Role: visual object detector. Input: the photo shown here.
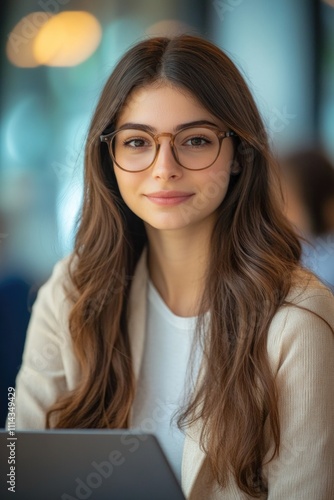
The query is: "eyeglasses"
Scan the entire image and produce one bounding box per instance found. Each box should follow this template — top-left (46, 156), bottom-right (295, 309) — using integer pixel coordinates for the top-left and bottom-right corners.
top-left (100, 125), bottom-right (237, 172)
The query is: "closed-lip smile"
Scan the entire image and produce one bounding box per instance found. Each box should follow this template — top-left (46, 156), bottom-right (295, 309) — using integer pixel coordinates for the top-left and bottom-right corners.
top-left (144, 191), bottom-right (194, 206)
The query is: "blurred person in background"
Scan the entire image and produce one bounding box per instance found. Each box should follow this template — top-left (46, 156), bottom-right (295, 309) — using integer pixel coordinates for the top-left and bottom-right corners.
top-left (280, 148), bottom-right (334, 292)
top-left (10, 35), bottom-right (334, 498)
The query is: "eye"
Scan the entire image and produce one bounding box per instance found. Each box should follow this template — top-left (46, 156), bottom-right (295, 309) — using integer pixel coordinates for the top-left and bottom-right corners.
top-left (184, 136), bottom-right (212, 147)
top-left (123, 137), bottom-right (152, 148)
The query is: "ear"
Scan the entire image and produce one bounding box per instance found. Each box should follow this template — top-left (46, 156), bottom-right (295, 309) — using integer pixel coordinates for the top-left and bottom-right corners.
top-left (230, 159), bottom-right (241, 175)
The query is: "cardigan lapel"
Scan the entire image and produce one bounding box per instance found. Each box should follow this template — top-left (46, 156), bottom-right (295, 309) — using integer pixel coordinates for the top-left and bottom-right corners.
top-left (182, 418), bottom-right (207, 498)
top-left (181, 359), bottom-right (208, 497)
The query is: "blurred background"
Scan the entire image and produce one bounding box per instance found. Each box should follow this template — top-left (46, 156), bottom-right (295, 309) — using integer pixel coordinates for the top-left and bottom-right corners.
top-left (0, 0), bottom-right (334, 425)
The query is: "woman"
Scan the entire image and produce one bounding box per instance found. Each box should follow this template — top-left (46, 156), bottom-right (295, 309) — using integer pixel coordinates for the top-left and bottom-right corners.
top-left (14, 35), bottom-right (334, 498)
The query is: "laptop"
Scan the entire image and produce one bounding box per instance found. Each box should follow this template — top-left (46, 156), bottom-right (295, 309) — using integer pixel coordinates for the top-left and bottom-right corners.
top-left (0, 430), bottom-right (186, 500)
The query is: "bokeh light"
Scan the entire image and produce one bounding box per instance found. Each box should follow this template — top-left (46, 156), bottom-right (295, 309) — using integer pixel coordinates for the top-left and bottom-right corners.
top-left (34, 11), bottom-right (102, 67)
top-left (6, 11), bottom-right (102, 68)
top-left (6, 12), bottom-right (51, 68)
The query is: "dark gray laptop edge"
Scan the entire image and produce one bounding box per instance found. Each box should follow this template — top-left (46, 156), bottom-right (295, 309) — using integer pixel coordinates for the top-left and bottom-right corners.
top-left (0, 430), bottom-right (186, 500)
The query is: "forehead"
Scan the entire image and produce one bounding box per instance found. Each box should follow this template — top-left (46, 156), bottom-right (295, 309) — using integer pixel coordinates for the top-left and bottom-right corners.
top-left (116, 83), bottom-right (222, 130)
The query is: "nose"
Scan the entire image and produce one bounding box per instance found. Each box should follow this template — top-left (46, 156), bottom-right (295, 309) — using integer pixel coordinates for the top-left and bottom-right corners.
top-left (150, 136), bottom-right (183, 180)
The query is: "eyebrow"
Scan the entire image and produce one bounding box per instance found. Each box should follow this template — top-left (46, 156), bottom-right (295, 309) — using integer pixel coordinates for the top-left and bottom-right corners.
top-left (117, 120), bottom-right (221, 132)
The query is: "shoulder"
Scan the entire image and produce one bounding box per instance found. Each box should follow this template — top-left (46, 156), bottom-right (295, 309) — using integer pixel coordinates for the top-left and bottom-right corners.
top-left (267, 267), bottom-right (334, 372)
top-left (286, 266), bottom-right (334, 319)
top-left (272, 266), bottom-right (334, 328)
top-left (26, 253), bottom-right (78, 349)
top-left (45, 252), bottom-right (76, 288)
top-left (36, 253), bottom-right (77, 308)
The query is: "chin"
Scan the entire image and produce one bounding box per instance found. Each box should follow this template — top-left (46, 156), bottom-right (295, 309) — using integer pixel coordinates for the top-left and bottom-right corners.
top-left (144, 214), bottom-right (195, 231)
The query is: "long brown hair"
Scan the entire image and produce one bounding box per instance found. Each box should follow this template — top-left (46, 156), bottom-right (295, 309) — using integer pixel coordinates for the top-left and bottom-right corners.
top-left (46, 35), bottom-right (301, 496)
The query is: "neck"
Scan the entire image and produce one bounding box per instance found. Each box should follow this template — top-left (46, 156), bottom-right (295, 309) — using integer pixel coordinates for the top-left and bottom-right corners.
top-left (145, 224), bottom-right (213, 317)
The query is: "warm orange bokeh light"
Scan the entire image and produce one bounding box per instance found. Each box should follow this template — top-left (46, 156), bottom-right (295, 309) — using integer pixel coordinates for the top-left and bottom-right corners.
top-left (6, 11), bottom-right (102, 68)
top-left (34, 11), bottom-right (102, 67)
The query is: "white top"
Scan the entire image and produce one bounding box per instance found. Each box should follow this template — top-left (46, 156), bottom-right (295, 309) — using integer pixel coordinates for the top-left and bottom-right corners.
top-left (131, 280), bottom-right (201, 482)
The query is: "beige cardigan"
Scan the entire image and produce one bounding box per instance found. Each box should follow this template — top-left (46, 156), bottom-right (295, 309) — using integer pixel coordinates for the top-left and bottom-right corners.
top-left (14, 250), bottom-right (334, 499)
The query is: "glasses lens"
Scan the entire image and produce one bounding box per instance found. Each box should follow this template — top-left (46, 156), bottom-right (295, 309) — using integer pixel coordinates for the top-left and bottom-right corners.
top-left (112, 129), bottom-right (156, 171)
top-left (174, 127), bottom-right (220, 170)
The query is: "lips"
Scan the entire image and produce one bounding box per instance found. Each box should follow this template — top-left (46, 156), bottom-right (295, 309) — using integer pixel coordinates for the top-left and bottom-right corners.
top-left (144, 191), bottom-right (194, 206)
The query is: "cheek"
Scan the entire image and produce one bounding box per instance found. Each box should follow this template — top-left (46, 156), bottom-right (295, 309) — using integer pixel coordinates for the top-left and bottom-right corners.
top-left (197, 166), bottom-right (231, 206)
top-left (202, 146), bottom-right (235, 198)
top-left (114, 171), bottom-right (141, 206)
